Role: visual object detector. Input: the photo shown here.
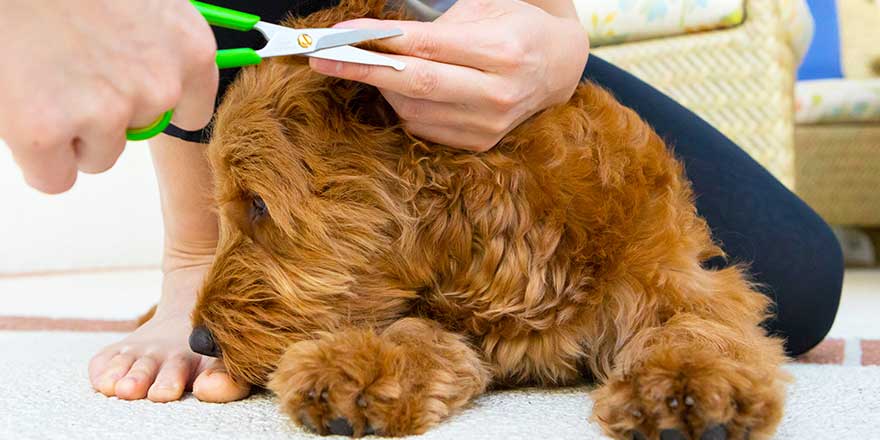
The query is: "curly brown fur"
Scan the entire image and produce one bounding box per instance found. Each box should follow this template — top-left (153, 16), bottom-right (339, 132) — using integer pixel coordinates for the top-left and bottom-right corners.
top-left (191, 0), bottom-right (789, 437)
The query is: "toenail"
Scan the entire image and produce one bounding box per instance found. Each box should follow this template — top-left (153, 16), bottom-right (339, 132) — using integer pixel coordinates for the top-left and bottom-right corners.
top-left (154, 382), bottom-right (178, 391)
top-left (364, 425), bottom-right (376, 436)
top-left (321, 390), bottom-right (329, 401)
top-left (118, 377), bottom-right (137, 388)
top-left (700, 424), bottom-right (727, 440)
top-left (630, 409), bottom-right (642, 418)
top-left (308, 390), bottom-right (317, 399)
top-left (327, 417), bottom-right (354, 436)
top-left (685, 396), bottom-right (696, 406)
top-left (660, 429), bottom-right (686, 440)
top-left (629, 430), bottom-right (648, 440)
top-left (667, 397), bottom-right (679, 408)
top-left (357, 395), bottom-right (368, 408)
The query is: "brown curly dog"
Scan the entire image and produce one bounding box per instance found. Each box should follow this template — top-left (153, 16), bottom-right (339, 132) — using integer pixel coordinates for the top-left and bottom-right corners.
top-left (188, 0), bottom-right (789, 438)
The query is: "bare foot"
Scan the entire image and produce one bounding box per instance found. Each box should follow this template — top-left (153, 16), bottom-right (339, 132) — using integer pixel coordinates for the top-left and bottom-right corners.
top-left (88, 265), bottom-right (251, 403)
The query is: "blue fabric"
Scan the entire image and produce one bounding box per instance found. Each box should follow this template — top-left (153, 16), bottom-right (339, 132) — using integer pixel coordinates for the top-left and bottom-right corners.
top-left (798, 0), bottom-right (843, 80)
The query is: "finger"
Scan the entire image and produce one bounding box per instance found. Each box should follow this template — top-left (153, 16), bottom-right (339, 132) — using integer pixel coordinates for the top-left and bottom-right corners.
top-left (192, 358), bottom-right (251, 403)
top-left (74, 100), bottom-right (129, 174)
top-left (382, 89), bottom-right (513, 135)
top-left (115, 355), bottom-right (160, 400)
top-left (172, 47), bottom-right (219, 131)
top-left (148, 352), bottom-right (195, 403)
top-left (128, 65), bottom-right (183, 130)
top-left (9, 136), bottom-right (77, 194)
top-left (403, 120), bottom-right (502, 152)
top-left (94, 353), bottom-right (137, 396)
top-left (171, 3), bottom-right (219, 131)
top-left (334, 19), bottom-right (516, 71)
top-left (310, 55), bottom-right (488, 104)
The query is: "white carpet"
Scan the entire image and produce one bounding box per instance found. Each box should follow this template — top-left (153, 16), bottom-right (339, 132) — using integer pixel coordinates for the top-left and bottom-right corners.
top-left (2, 332), bottom-right (880, 439)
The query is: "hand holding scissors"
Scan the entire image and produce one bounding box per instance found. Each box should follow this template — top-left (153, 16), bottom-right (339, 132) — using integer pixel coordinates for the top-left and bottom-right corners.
top-left (127, 1), bottom-right (405, 141)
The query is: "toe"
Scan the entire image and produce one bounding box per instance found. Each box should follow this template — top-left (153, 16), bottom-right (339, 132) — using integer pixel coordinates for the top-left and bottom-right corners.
top-left (147, 353), bottom-right (192, 402)
top-left (328, 417), bottom-right (354, 436)
top-left (95, 353), bottom-right (136, 396)
top-left (700, 424), bottom-right (727, 440)
top-left (660, 429), bottom-right (687, 440)
top-left (88, 349), bottom-right (119, 387)
top-left (192, 359), bottom-right (250, 403)
top-left (115, 356), bottom-right (160, 400)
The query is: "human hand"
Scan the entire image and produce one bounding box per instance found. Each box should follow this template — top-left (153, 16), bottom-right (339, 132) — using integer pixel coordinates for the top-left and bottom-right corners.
top-left (309, 0), bottom-right (589, 152)
top-left (0, 0), bottom-right (218, 194)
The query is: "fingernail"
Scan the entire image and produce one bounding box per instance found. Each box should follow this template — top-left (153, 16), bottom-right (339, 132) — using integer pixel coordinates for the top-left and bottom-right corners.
top-left (311, 59), bottom-right (342, 74)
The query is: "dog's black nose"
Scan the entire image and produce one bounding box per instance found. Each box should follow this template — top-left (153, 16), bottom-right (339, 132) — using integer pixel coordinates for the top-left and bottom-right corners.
top-left (189, 325), bottom-right (220, 357)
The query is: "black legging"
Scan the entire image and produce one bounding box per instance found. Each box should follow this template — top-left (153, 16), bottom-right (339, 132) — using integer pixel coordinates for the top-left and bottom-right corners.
top-left (168, 1), bottom-right (844, 356)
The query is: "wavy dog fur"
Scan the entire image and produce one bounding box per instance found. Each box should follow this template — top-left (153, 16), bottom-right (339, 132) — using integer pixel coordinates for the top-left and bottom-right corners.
top-left (190, 0), bottom-right (789, 438)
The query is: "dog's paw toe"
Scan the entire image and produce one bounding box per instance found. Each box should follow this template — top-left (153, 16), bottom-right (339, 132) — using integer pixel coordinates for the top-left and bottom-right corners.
top-left (660, 429), bottom-right (687, 440)
top-left (630, 430), bottom-right (648, 440)
top-left (699, 424), bottom-right (727, 440)
top-left (328, 417), bottom-right (355, 436)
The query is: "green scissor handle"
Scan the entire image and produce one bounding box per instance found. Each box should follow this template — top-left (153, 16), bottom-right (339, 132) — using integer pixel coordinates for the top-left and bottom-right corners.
top-left (126, 1), bottom-right (265, 141)
top-left (126, 110), bottom-right (175, 141)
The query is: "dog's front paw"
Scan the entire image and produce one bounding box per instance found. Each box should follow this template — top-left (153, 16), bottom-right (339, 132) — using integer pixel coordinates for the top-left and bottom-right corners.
top-left (591, 345), bottom-right (787, 440)
top-left (268, 321), bottom-right (487, 437)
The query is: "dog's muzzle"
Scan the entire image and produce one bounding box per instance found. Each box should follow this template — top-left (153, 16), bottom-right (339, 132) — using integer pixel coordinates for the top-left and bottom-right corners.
top-left (189, 325), bottom-right (221, 358)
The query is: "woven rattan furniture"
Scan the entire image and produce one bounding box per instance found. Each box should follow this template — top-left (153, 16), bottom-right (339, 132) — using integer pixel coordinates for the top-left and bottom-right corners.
top-left (795, 124), bottom-right (880, 226)
top-left (793, 0), bottom-right (880, 227)
top-left (592, 0), bottom-right (797, 188)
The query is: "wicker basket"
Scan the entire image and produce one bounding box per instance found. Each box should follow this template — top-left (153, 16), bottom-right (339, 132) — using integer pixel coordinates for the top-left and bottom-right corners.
top-left (795, 123), bottom-right (880, 226)
top-left (594, 0), bottom-right (796, 188)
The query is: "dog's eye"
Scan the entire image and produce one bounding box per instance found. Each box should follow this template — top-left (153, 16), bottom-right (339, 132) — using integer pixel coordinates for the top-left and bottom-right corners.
top-left (250, 196), bottom-right (268, 222)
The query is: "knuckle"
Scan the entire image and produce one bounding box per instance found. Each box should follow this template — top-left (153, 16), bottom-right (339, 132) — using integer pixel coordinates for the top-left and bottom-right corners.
top-left (27, 125), bottom-right (72, 152)
top-left (346, 63), bottom-right (374, 82)
top-left (187, 35), bottom-right (218, 69)
top-left (488, 89), bottom-right (520, 112)
top-left (178, 14), bottom-right (217, 65)
top-left (407, 67), bottom-right (440, 98)
top-left (145, 79), bottom-right (182, 111)
top-left (408, 31), bottom-right (441, 60)
top-left (492, 40), bottom-right (527, 69)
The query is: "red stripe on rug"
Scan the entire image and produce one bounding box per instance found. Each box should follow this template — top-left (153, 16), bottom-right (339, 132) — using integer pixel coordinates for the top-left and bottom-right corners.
top-left (861, 340), bottom-right (880, 366)
top-left (0, 317), bottom-right (138, 332)
top-left (796, 338), bottom-right (845, 365)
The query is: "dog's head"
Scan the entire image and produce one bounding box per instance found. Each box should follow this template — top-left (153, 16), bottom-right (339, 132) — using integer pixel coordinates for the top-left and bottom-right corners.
top-left (188, 0), bottom-right (412, 385)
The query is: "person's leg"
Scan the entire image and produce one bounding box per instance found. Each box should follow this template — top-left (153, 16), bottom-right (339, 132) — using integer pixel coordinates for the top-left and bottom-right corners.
top-left (89, 134), bottom-right (250, 403)
top-left (582, 56), bottom-right (844, 356)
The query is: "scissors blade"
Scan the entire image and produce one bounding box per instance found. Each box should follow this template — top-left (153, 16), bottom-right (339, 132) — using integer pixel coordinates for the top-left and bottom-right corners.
top-left (312, 28), bottom-right (403, 51)
top-left (306, 45), bottom-right (406, 71)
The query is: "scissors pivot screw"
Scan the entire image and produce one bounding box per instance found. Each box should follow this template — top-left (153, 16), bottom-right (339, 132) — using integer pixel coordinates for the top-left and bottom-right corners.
top-left (297, 33), bottom-right (313, 48)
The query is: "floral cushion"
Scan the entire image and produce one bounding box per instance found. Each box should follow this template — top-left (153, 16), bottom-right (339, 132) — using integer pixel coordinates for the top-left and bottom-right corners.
top-left (574, 0), bottom-right (746, 46)
top-left (795, 79), bottom-right (880, 124)
top-left (576, 0), bottom-right (814, 63)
